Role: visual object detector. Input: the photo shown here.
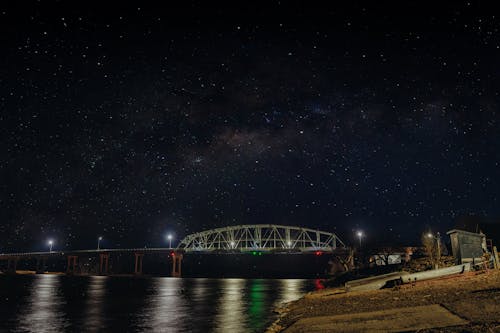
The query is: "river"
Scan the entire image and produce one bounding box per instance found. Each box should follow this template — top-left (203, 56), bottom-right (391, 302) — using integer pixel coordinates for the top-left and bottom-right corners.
top-left (0, 275), bottom-right (320, 332)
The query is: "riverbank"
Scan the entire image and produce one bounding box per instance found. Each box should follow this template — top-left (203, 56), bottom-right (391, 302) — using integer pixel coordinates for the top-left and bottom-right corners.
top-left (268, 270), bottom-right (500, 332)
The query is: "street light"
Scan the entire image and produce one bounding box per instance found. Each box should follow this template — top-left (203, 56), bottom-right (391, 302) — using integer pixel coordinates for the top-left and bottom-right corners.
top-left (230, 241), bottom-right (235, 248)
top-left (356, 231), bottom-right (363, 247)
top-left (97, 236), bottom-right (103, 250)
top-left (287, 240), bottom-right (292, 248)
top-left (167, 234), bottom-right (173, 248)
top-left (48, 239), bottom-right (54, 252)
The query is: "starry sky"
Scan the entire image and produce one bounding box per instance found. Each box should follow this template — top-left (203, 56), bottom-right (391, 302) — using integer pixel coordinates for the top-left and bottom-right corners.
top-left (1, 2), bottom-right (499, 251)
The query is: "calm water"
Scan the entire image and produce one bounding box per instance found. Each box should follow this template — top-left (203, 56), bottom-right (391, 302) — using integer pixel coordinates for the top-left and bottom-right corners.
top-left (0, 275), bottom-right (318, 332)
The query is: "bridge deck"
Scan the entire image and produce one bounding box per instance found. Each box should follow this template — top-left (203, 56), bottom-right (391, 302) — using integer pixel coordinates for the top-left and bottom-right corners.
top-left (0, 247), bottom-right (348, 258)
top-left (0, 248), bottom-right (175, 258)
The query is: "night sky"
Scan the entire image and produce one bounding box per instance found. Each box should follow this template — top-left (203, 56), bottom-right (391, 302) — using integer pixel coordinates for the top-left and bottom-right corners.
top-left (1, 2), bottom-right (499, 251)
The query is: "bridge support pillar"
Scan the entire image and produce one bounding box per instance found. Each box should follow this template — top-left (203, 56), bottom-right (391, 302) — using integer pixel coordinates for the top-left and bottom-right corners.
top-left (66, 256), bottom-right (78, 275)
top-left (6, 258), bottom-right (19, 274)
top-left (171, 253), bottom-right (183, 278)
top-left (99, 253), bottom-right (109, 275)
top-left (134, 253), bottom-right (144, 275)
top-left (36, 257), bottom-right (47, 274)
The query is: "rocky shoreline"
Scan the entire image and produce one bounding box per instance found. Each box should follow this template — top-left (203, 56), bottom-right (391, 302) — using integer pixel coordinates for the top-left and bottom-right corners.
top-left (266, 270), bottom-right (500, 332)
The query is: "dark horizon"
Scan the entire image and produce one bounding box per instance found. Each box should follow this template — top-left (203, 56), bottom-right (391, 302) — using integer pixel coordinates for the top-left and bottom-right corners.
top-left (2, 2), bottom-right (500, 252)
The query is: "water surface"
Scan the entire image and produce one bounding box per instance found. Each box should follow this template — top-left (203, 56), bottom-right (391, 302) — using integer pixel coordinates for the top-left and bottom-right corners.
top-left (0, 275), bottom-right (317, 332)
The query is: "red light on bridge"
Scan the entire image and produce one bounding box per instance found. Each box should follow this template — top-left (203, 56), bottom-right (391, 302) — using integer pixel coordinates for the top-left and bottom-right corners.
top-left (170, 252), bottom-right (175, 257)
top-left (315, 251), bottom-right (322, 256)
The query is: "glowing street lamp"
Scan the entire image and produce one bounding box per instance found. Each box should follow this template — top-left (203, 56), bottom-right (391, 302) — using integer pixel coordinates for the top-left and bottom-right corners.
top-left (230, 241), bottom-right (235, 248)
top-left (287, 240), bottom-right (292, 248)
top-left (167, 234), bottom-right (173, 248)
top-left (356, 231), bottom-right (363, 247)
top-left (97, 236), bottom-right (103, 250)
top-left (48, 239), bottom-right (54, 252)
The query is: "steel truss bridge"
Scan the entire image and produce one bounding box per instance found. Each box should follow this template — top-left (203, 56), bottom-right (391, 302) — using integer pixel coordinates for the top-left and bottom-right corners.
top-left (0, 225), bottom-right (346, 276)
top-left (177, 224), bottom-right (346, 253)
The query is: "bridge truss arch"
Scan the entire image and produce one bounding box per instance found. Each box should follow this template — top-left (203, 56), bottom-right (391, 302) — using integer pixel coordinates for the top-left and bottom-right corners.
top-left (177, 224), bottom-right (346, 253)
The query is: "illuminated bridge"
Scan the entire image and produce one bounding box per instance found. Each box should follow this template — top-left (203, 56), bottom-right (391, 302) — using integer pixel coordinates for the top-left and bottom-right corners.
top-left (178, 224), bottom-right (345, 253)
top-left (0, 225), bottom-right (346, 277)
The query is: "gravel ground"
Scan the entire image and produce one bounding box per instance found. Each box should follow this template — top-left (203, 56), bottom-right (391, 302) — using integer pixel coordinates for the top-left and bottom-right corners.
top-left (268, 270), bottom-right (500, 332)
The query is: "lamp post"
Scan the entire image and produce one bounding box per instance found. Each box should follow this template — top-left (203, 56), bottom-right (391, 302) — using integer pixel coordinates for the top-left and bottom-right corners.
top-left (356, 231), bottom-right (363, 247)
top-left (48, 240), bottom-right (54, 252)
top-left (97, 236), bottom-right (103, 250)
top-left (167, 234), bottom-right (173, 249)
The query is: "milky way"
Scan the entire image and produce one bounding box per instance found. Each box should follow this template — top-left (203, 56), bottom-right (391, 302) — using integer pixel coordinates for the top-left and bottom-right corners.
top-left (1, 2), bottom-right (499, 250)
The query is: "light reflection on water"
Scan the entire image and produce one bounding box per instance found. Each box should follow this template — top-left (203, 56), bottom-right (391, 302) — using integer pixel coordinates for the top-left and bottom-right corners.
top-left (214, 279), bottom-right (245, 332)
top-left (275, 279), bottom-right (305, 305)
top-left (15, 275), bottom-right (69, 333)
top-left (84, 276), bottom-right (106, 331)
top-left (0, 275), bottom-right (316, 332)
top-left (137, 278), bottom-right (190, 332)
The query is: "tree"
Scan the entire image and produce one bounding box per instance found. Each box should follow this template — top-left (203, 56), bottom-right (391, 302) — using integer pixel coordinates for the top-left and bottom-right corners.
top-left (335, 248), bottom-right (354, 272)
top-left (375, 248), bottom-right (394, 266)
top-left (421, 232), bottom-right (439, 269)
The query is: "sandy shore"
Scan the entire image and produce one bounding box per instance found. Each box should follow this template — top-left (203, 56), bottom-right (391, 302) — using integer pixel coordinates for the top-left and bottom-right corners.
top-left (268, 270), bottom-right (500, 332)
